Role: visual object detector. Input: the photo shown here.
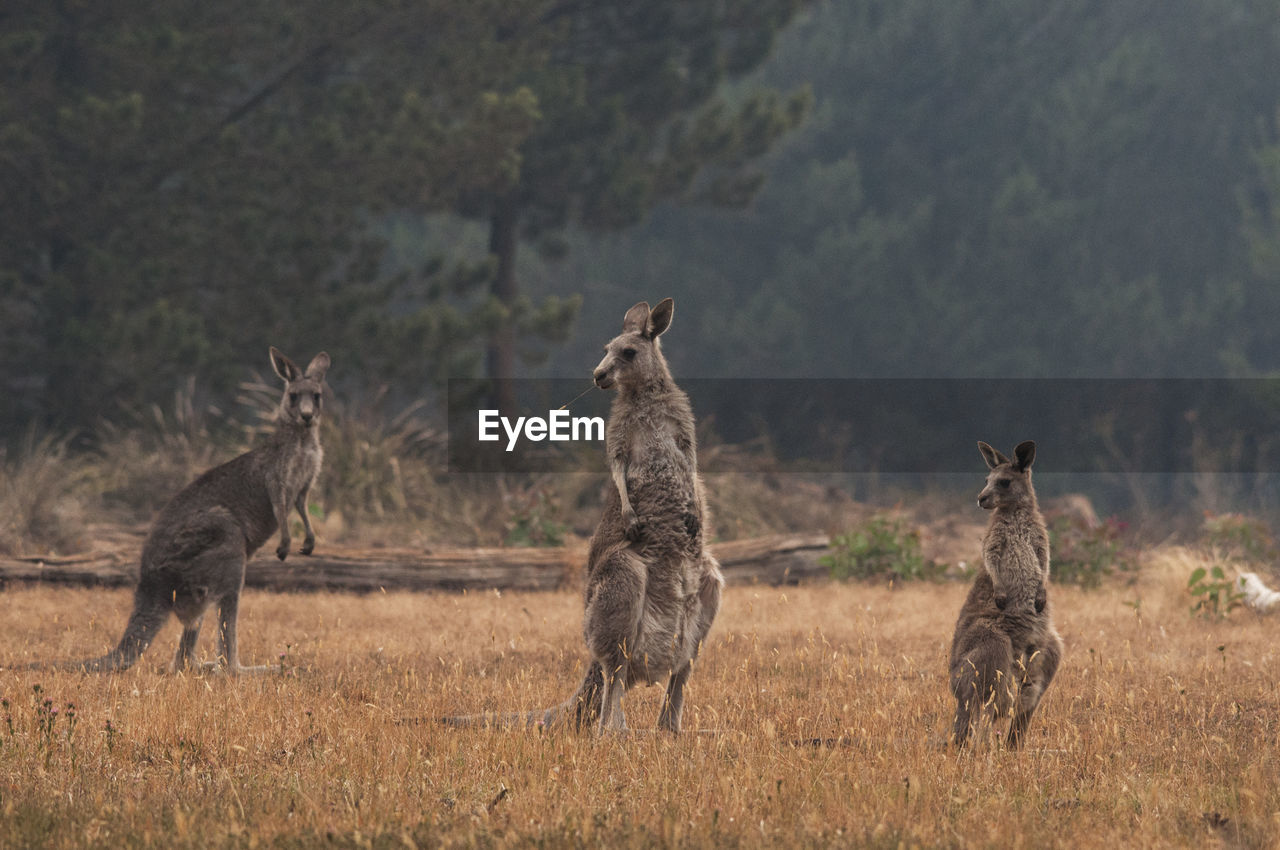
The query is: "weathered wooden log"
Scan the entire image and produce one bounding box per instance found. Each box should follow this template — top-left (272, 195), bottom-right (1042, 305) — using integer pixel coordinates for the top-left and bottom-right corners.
top-left (713, 533), bottom-right (832, 585)
top-left (243, 546), bottom-right (576, 593)
top-left (0, 533), bottom-right (831, 592)
top-left (0, 553), bottom-right (134, 587)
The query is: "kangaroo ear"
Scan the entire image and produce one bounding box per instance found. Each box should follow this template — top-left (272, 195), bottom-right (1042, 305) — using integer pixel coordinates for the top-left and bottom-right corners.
top-left (646, 298), bottom-right (674, 338)
top-left (978, 441), bottom-right (1008, 470)
top-left (1013, 440), bottom-right (1036, 471)
top-left (270, 347), bottom-right (301, 382)
top-left (305, 352), bottom-right (331, 381)
top-left (622, 302), bottom-right (650, 334)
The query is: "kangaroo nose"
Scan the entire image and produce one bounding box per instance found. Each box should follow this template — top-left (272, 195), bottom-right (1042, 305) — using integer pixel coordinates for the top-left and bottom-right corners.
top-left (593, 368), bottom-right (608, 385)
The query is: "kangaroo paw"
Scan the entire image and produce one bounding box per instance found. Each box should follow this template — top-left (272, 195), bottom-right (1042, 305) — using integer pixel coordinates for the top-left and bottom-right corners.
top-left (623, 510), bottom-right (643, 542)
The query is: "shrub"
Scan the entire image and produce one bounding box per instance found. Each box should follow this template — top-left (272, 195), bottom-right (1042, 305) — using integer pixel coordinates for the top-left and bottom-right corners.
top-left (1199, 512), bottom-right (1276, 564)
top-left (821, 514), bottom-right (946, 582)
top-left (504, 488), bottom-right (567, 547)
top-left (1048, 515), bottom-right (1138, 588)
top-left (1188, 565), bottom-right (1246, 620)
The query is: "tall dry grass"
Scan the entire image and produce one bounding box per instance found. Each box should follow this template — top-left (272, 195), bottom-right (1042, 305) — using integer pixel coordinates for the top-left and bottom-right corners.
top-left (0, 431), bottom-right (90, 555)
top-left (1, 546), bottom-right (1276, 848)
top-left (1, 401), bottom-right (875, 556)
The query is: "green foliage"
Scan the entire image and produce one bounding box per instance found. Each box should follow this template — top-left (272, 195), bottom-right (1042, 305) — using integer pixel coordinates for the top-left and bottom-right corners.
top-left (1188, 565), bottom-right (1246, 620)
top-left (503, 488), bottom-right (567, 548)
top-left (469, 0), bottom-right (811, 397)
top-left (1189, 513), bottom-right (1274, 619)
top-left (1048, 516), bottom-right (1139, 589)
top-left (0, 1), bottom-right (812, 431)
top-left (0, 0), bottom-right (555, 432)
top-left (821, 514), bottom-right (945, 583)
top-left (539, 0), bottom-right (1280, 385)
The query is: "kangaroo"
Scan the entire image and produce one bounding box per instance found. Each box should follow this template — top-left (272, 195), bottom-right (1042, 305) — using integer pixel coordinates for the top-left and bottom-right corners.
top-left (949, 440), bottom-right (1063, 748)
top-left (38, 348), bottom-right (329, 674)
top-left (441, 298), bottom-right (723, 734)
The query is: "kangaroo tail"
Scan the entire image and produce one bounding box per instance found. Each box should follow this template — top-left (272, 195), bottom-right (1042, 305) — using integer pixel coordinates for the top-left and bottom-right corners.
top-left (48, 596), bottom-right (169, 673)
top-left (438, 661), bottom-right (604, 732)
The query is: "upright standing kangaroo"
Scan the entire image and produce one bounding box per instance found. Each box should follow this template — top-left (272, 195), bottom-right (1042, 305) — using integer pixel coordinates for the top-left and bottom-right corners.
top-left (582, 298), bottom-right (724, 733)
top-left (948, 440), bottom-right (1063, 748)
top-left (48, 348), bottom-right (329, 674)
top-left (441, 299), bottom-right (723, 734)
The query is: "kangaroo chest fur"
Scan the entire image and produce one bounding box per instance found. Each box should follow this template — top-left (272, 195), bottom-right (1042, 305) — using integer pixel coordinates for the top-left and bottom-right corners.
top-left (982, 507), bottom-right (1048, 612)
top-left (608, 392), bottom-right (699, 527)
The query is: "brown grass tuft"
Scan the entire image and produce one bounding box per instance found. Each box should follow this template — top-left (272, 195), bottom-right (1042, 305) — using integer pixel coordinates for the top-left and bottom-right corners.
top-left (0, 432), bottom-right (90, 556)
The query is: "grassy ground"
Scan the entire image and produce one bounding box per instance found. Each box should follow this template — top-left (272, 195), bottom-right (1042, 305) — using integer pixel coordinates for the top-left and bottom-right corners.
top-left (1, 547), bottom-right (1276, 849)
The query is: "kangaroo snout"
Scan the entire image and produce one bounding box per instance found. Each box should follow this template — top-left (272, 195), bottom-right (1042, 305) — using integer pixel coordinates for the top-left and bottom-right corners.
top-left (593, 367), bottom-right (614, 389)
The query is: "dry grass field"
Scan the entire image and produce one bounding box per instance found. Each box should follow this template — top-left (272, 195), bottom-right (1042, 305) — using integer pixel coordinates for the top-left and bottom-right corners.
top-left (1, 547), bottom-right (1277, 849)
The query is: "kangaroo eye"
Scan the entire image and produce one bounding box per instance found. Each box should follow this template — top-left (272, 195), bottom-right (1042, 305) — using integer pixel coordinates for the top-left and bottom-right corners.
top-left (312, 393), bottom-right (321, 405)
top-left (997, 479), bottom-right (1011, 489)
top-left (289, 392), bottom-right (299, 404)
top-left (622, 348), bottom-right (637, 361)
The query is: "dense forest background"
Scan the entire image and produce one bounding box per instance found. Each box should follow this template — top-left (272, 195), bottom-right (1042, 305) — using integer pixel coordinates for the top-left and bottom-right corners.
top-left (8, 0), bottom-right (1280, 513)
top-left (531, 0), bottom-right (1280, 381)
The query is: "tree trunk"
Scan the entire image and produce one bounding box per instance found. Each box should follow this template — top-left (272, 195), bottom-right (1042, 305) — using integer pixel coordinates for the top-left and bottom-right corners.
top-left (486, 198), bottom-right (519, 413)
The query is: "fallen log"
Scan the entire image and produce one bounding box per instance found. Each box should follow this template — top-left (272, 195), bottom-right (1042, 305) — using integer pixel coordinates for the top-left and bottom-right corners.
top-left (0, 533), bottom-right (832, 593)
top-left (0, 553), bottom-right (134, 588)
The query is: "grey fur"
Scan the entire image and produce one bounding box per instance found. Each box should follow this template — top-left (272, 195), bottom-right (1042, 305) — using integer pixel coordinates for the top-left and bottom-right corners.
top-left (44, 348), bottom-right (329, 674)
top-left (949, 440), bottom-right (1063, 748)
top-left (582, 297), bottom-right (723, 734)
top-left (442, 298), bottom-right (723, 734)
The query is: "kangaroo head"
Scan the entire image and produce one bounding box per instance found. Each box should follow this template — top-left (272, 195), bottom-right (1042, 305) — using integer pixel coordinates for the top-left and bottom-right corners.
top-left (976, 440), bottom-right (1036, 510)
top-left (592, 298), bottom-right (674, 390)
top-left (270, 347), bottom-right (331, 428)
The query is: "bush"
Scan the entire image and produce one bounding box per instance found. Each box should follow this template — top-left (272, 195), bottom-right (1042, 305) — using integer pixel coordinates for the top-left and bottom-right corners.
top-left (1188, 565), bottom-right (1246, 620)
top-left (821, 514), bottom-right (946, 583)
top-left (1199, 512), bottom-right (1276, 564)
top-left (1048, 516), bottom-right (1139, 588)
top-left (503, 488), bottom-right (568, 548)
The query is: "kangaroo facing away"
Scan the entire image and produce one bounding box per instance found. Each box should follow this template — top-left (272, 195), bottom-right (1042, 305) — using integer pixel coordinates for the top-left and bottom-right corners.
top-left (42, 348), bottom-right (329, 674)
top-left (949, 440), bottom-right (1063, 748)
top-left (441, 298), bottom-right (723, 734)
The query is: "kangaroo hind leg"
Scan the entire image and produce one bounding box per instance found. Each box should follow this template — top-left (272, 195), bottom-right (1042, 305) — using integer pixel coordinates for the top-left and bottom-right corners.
top-left (1006, 630), bottom-right (1063, 749)
top-left (658, 662), bottom-right (691, 733)
top-left (584, 549), bottom-right (646, 735)
top-left (172, 614), bottom-right (205, 672)
top-left (216, 590), bottom-right (270, 674)
top-left (950, 628), bottom-right (1014, 749)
